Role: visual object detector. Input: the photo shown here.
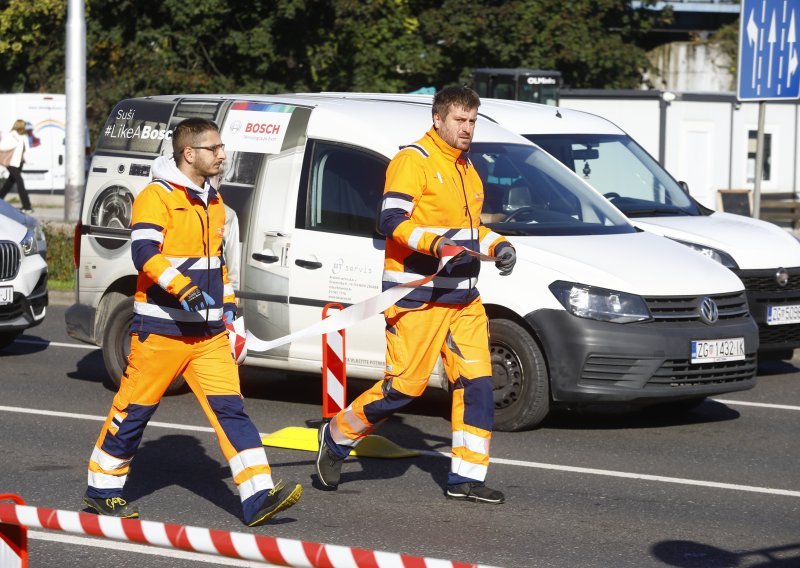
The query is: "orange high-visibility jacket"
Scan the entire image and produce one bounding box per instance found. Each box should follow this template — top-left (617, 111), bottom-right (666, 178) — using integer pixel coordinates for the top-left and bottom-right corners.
top-left (130, 177), bottom-right (236, 337)
top-left (379, 127), bottom-right (511, 306)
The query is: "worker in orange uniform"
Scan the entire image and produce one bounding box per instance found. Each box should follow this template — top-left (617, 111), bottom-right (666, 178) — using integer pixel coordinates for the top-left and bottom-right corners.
top-left (83, 117), bottom-right (301, 525)
top-left (316, 86), bottom-right (516, 503)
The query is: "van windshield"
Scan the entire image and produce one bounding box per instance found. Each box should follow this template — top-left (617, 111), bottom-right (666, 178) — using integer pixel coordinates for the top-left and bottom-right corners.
top-left (470, 143), bottom-right (635, 236)
top-left (525, 134), bottom-right (703, 218)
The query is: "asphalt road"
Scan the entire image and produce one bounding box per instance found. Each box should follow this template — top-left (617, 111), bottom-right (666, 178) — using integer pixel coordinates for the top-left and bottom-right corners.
top-left (1, 305), bottom-right (800, 567)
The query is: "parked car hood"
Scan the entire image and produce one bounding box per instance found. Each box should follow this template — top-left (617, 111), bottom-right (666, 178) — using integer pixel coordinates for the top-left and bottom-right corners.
top-left (632, 212), bottom-right (800, 269)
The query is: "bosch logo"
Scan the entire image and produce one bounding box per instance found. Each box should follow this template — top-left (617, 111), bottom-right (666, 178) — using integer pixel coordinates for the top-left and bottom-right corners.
top-left (229, 121), bottom-right (242, 134)
top-left (245, 123), bottom-right (282, 134)
top-left (699, 297), bottom-right (719, 324)
top-left (775, 267), bottom-right (789, 287)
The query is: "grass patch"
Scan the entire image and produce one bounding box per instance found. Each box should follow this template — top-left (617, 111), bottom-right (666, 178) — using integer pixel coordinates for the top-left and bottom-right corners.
top-left (43, 223), bottom-right (75, 290)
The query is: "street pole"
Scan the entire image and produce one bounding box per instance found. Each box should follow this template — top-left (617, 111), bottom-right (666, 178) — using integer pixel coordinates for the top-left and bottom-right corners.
top-left (64, 0), bottom-right (86, 223)
top-left (753, 101), bottom-right (766, 219)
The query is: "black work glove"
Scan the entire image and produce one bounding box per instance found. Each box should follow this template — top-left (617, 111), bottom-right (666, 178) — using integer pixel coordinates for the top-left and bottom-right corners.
top-left (495, 247), bottom-right (517, 276)
top-left (434, 237), bottom-right (466, 260)
top-left (178, 284), bottom-right (215, 312)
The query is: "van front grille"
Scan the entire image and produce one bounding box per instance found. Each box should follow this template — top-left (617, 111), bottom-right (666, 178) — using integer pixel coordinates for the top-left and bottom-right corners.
top-left (644, 292), bottom-right (749, 323)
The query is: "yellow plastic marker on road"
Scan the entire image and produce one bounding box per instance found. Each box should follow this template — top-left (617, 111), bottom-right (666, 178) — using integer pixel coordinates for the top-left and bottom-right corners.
top-left (261, 426), bottom-right (420, 458)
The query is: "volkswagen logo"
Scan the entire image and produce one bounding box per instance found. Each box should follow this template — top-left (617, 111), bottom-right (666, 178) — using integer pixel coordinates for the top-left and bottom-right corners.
top-left (699, 297), bottom-right (719, 324)
top-left (776, 267), bottom-right (789, 287)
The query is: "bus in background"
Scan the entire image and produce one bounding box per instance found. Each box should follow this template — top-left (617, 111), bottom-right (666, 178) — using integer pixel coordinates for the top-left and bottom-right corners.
top-left (471, 68), bottom-right (562, 106)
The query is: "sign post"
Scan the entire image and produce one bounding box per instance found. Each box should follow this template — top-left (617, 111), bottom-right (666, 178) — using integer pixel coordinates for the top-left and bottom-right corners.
top-left (737, 0), bottom-right (800, 217)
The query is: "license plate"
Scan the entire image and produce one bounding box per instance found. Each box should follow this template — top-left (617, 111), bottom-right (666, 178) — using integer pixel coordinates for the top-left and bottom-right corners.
top-left (767, 304), bottom-right (800, 325)
top-left (691, 337), bottom-right (745, 364)
top-left (0, 286), bottom-right (12, 305)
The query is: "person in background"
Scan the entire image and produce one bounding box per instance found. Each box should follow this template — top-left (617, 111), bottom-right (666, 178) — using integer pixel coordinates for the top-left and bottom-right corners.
top-left (0, 119), bottom-right (33, 212)
top-left (83, 117), bottom-right (301, 526)
top-left (315, 86), bottom-right (516, 503)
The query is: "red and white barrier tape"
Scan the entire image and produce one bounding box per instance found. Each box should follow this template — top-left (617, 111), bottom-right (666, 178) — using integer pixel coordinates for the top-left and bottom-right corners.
top-left (247, 246), bottom-right (497, 353)
top-left (0, 503), bottom-right (499, 568)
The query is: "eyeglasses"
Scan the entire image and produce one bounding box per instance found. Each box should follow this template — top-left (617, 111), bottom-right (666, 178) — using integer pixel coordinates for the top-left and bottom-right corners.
top-left (189, 144), bottom-right (225, 155)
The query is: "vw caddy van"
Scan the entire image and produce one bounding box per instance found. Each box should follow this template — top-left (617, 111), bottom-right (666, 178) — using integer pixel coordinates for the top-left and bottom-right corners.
top-left (66, 94), bottom-right (758, 430)
top-left (324, 93), bottom-right (800, 361)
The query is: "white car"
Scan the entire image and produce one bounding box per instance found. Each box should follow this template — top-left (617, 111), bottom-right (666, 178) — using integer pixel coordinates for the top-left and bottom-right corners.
top-left (0, 199), bottom-right (48, 349)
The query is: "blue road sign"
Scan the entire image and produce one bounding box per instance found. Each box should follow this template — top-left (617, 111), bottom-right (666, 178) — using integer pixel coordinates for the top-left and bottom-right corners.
top-left (738, 0), bottom-right (800, 100)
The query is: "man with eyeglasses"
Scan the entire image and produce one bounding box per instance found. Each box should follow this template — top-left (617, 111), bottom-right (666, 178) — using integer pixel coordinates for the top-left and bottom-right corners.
top-left (83, 117), bottom-right (302, 526)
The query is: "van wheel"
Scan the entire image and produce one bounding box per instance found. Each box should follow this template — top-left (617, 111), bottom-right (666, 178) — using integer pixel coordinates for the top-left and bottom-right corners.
top-left (490, 319), bottom-right (549, 431)
top-left (102, 297), bottom-right (187, 395)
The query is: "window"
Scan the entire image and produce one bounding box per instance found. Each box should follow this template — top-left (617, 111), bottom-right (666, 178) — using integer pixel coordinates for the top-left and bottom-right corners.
top-left (305, 142), bottom-right (387, 237)
top-left (747, 130), bottom-right (771, 182)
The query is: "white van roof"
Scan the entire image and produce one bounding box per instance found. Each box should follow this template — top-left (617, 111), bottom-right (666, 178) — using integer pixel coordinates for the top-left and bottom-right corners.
top-left (139, 93), bottom-right (532, 159)
top-left (311, 92), bottom-right (625, 136)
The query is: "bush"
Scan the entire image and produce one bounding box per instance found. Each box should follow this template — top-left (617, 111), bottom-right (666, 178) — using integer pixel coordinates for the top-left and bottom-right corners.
top-left (43, 223), bottom-right (75, 290)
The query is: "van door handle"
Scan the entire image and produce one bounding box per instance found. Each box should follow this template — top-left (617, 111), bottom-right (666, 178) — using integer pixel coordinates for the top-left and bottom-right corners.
top-left (295, 259), bottom-right (322, 269)
top-left (252, 252), bottom-right (279, 263)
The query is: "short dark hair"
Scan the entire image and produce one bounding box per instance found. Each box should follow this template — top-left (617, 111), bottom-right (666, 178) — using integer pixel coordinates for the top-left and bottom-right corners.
top-left (173, 117), bottom-right (219, 164)
top-left (432, 86), bottom-right (480, 119)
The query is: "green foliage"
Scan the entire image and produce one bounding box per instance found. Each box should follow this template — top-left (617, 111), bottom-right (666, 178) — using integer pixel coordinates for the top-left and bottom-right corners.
top-left (0, 0), bottom-right (670, 138)
top-left (42, 222), bottom-right (74, 289)
top-left (711, 19), bottom-right (740, 79)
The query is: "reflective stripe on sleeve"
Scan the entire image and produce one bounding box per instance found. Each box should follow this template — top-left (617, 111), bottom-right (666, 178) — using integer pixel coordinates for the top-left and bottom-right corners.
top-left (157, 267), bottom-right (182, 290)
top-left (480, 231), bottom-right (503, 255)
top-left (131, 228), bottom-right (164, 243)
top-left (381, 196), bottom-right (414, 213)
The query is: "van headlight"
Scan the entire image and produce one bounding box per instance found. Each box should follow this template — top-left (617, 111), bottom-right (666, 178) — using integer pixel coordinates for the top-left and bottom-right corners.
top-left (669, 239), bottom-right (739, 269)
top-left (20, 225), bottom-right (44, 256)
top-left (549, 281), bottom-right (651, 323)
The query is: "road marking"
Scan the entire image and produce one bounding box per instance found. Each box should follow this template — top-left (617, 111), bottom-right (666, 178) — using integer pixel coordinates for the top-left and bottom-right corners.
top-left (28, 530), bottom-right (271, 567)
top-left (2, 404), bottom-right (799, 499)
top-left (713, 398), bottom-right (800, 411)
top-left (15, 338), bottom-right (98, 351)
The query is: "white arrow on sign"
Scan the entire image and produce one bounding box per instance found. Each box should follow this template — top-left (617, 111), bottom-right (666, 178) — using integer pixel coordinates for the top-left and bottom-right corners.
top-left (768, 10), bottom-right (777, 88)
top-left (789, 10), bottom-right (798, 86)
top-left (748, 9), bottom-right (760, 89)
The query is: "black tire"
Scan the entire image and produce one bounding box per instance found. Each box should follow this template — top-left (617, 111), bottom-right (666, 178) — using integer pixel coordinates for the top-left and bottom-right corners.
top-left (0, 331), bottom-right (21, 350)
top-left (490, 318), bottom-right (550, 431)
top-left (102, 297), bottom-right (186, 394)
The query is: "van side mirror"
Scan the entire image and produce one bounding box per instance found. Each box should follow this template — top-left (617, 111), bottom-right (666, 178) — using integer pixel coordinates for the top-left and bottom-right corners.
top-left (678, 181), bottom-right (690, 195)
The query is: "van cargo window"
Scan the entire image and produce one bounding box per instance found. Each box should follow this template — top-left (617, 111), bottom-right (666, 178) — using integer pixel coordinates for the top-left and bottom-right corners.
top-left (305, 142), bottom-right (387, 237)
top-left (97, 100), bottom-right (174, 154)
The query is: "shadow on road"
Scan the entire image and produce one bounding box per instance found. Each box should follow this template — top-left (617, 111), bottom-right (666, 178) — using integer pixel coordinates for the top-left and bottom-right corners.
top-left (541, 398), bottom-right (741, 431)
top-left (66, 348), bottom-right (116, 390)
top-left (651, 539), bottom-right (800, 567)
top-left (116, 434), bottom-right (244, 522)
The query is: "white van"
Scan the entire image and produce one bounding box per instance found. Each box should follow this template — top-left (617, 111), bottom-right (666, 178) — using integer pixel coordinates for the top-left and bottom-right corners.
top-left (0, 93), bottom-right (69, 192)
top-left (473, 98), bottom-right (800, 361)
top-left (322, 93), bottom-right (800, 361)
top-left (66, 94), bottom-right (758, 430)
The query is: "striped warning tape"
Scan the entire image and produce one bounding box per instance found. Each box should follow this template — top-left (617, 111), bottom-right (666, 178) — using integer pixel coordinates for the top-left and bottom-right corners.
top-left (0, 503), bottom-right (499, 567)
top-left (246, 246), bottom-right (497, 353)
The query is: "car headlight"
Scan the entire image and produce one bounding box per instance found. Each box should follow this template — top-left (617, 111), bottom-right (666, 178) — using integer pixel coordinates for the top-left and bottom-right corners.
top-left (20, 224), bottom-right (44, 256)
top-left (670, 238), bottom-right (739, 269)
top-left (549, 281), bottom-right (651, 323)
